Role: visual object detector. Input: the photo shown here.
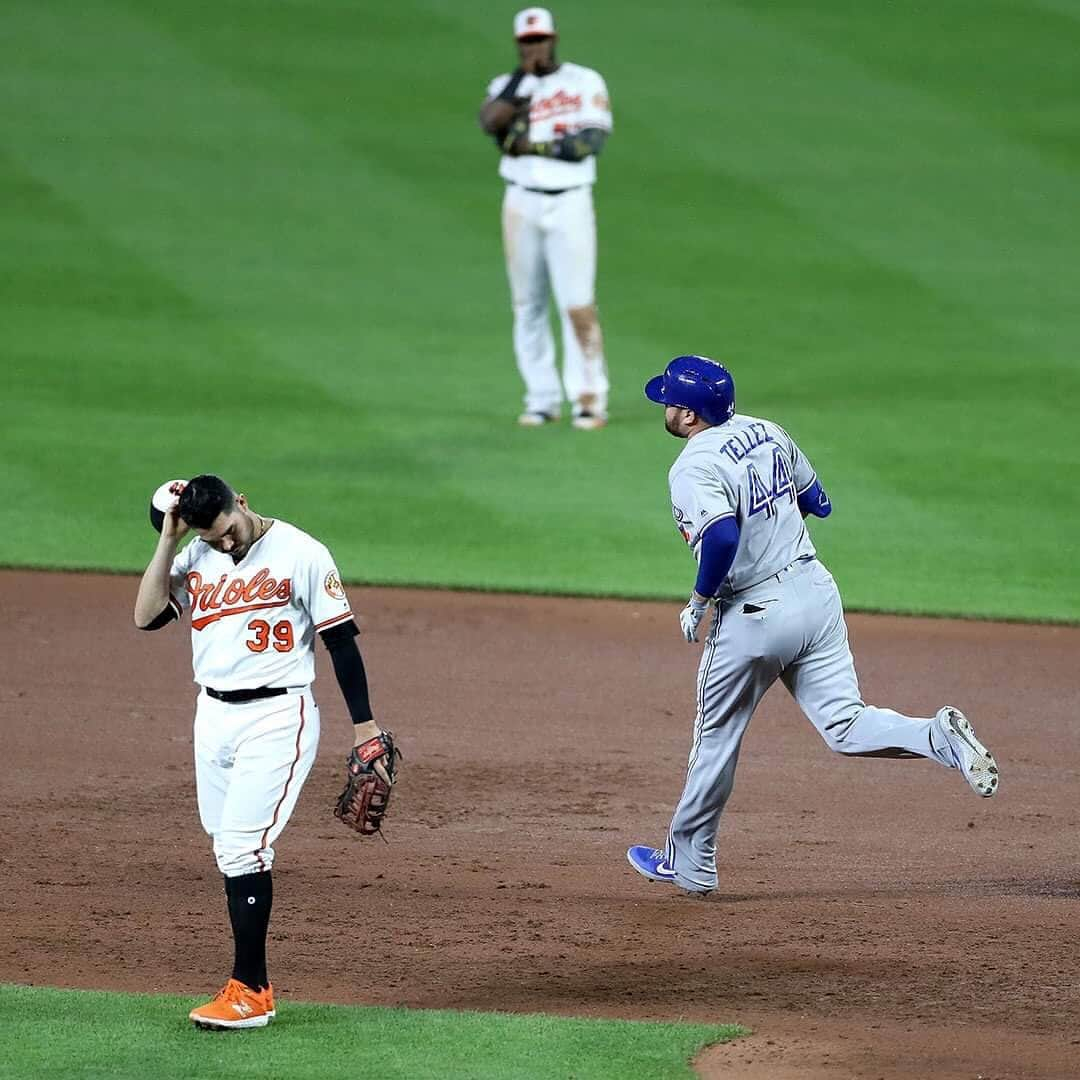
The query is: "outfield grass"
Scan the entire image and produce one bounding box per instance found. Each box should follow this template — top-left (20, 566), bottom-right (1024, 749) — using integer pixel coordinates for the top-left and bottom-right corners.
top-left (2, 1), bottom-right (1077, 620)
top-left (0, 985), bottom-right (743, 1080)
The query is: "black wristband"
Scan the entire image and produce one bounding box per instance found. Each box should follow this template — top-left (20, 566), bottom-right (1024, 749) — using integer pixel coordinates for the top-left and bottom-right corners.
top-left (496, 68), bottom-right (527, 102)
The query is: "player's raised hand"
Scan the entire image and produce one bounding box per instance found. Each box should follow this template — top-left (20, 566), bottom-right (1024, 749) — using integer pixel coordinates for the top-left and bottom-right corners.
top-left (161, 507), bottom-right (190, 543)
top-left (158, 482), bottom-right (190, 543)
top-left (680, 594), bottom-right (710, 643)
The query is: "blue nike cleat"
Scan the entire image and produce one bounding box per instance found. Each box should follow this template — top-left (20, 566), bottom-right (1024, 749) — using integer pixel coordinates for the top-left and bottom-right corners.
top-left (626, 845), bottom-right (678, 884)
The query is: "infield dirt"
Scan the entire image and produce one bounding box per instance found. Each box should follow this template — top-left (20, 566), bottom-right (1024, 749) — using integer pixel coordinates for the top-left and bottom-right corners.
top-left (2, 571), bottom-right (1077, 1079)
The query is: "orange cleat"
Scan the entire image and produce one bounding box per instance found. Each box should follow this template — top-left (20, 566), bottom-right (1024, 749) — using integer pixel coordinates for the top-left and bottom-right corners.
top-left (189, 978), bottom-right (276, 1030)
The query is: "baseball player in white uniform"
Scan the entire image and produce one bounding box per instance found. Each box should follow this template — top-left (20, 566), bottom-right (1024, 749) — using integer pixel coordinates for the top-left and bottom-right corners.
top-left (626, 356), bottom-right (1001, 894)
top-left (134, 475), bottom-right (398, 1028)
top-left (478, 7), bottom-right (612, 430)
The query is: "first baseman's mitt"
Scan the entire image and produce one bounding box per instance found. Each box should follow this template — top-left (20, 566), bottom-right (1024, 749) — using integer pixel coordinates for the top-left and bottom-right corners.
top-left (334, 732), bottom-right (401, 836)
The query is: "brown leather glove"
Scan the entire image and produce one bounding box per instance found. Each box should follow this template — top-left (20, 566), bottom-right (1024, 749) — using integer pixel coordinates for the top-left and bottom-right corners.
top-left (333, 732), bottom-right (401, 836)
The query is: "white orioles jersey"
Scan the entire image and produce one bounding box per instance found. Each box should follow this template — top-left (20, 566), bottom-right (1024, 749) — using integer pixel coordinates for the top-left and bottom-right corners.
top-left (486, 62), bottom-right (612, 189)
top-left (167, 520), bottom-right (353, 691)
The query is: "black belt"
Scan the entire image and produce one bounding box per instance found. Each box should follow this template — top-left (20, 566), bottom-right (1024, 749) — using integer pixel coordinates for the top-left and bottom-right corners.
top-left (514, 184), bottom-right (583, 196)
top-left (205, 686), bottom-right (288, 704)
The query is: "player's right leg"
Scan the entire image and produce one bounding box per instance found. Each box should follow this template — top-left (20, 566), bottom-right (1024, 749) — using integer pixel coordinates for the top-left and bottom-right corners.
top-left (544, 186), bottom-right (609, 427)
top-left (781, 561), bottom-right (998, 794)
top-left (190, 691), bottom-right (319, 1029)
top-left (212, 690), bottom-right (320, 879)
top-left (650, 610), bottom-right (782, 892)
top-left (193, 691), bottom-right (231, 847)
top-left (502, 185), bottom-right (561, 422)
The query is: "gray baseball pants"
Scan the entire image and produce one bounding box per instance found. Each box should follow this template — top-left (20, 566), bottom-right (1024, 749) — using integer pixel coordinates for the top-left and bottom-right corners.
top-left (664, 557), bottom-right (957, 892)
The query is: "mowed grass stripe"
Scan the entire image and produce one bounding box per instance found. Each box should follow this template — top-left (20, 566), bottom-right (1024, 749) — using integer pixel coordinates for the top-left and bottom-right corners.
top-left (702, 3), bottom-right (1079, 343)
top-left (1, 1), bottom-right (1076, 618)
top-left (0, 985), bottom-right (744, 1080)
top-left (744, 0), bottom-right (1080, 172)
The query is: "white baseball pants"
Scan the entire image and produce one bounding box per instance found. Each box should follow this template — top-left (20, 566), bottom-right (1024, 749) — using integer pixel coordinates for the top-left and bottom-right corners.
top-left (501, 183), bottom-right (609, 417)
top-left (665, 558), bottom-right (957, 892)
top-left (194, 688), bottom-right (319, 878)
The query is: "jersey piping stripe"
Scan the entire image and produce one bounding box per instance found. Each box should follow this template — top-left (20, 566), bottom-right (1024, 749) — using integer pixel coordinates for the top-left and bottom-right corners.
top-left (686, 630), bottom-right (719, 780)
top-left (315, 610), bottom-right (354, 632)
top-left (190, 599), bottom-right (290, 631)
top-left (796, 472), bottom-right (818, 496)
top-left (667, 629), bottom-right (719, 870)
top-left (255, 695), bottom-right (306, 873)
top-left (168, 595), bottom-right (183, 619)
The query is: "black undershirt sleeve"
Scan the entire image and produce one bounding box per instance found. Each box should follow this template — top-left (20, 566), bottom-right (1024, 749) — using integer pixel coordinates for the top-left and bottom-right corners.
top-left (496, 68), bottom-right (527, 103)
top-left (320, 620), bottom-right (373, 725)
top-left (138, 604), bottom-right (179, 632)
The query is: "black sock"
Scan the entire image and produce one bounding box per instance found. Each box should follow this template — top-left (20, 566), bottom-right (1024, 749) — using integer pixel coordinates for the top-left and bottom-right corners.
top-left (224, 870), bottom-right (273, 991)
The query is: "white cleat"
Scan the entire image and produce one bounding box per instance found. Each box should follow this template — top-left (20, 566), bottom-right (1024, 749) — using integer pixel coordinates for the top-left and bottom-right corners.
top-left (517, 411), bottom-right (558, 427)
top-left (571, 412), bottom-right (607, 431)
top-left (937, 707), bottom-right (999, 797)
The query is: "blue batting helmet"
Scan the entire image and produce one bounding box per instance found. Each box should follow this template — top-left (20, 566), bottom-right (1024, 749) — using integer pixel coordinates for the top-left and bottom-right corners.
top-left (644, 355), bottom-right (735, 426)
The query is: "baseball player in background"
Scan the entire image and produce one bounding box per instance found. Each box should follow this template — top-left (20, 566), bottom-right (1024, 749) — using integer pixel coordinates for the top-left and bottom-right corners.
top-left (134, 475), bottom-right (399, 1028)
top-left (478, 7), bottom-right (612, 430)
top-left (627, 357), bottom-right (1001, 894)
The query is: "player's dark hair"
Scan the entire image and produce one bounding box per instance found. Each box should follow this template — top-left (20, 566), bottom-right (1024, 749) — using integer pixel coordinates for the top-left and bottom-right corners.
top-left (178, 474), bottom-right (236, 528)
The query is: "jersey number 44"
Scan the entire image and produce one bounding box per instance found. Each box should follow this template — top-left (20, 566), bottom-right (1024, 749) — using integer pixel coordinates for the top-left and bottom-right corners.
top-left (746, 447), bottom-right (796, 519)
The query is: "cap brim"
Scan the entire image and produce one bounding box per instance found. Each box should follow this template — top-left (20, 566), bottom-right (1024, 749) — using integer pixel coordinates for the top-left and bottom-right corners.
top-left (516, 31), bottom-right (555, 39)
top-left (644, 374), bottom-right (668, 405)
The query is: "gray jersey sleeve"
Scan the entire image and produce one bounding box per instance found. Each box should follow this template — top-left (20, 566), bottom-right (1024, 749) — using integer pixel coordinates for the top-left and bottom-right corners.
top-left (776, 424), bottom-right (817, 494)
top-left (669, 461), bottom-right (737, 551)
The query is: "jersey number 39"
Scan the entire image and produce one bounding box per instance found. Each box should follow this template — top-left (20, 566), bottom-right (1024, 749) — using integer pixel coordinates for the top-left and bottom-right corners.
top-left (746, 447), bottom-right (796, 518)
top-left (246, 619), bottom-right (294, 653)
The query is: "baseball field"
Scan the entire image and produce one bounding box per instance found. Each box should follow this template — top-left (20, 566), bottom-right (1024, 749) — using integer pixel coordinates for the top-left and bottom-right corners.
top-left (2, 1), bottom-right (1079, 1078)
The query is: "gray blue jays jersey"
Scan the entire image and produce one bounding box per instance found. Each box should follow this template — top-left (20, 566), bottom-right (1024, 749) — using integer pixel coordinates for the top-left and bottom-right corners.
top-left (668, 413), bottom-right (818, 595)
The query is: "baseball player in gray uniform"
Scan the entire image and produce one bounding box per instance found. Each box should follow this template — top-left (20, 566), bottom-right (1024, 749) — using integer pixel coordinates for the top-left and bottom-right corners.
top-left (627, 355), bottom-right (1000, 894)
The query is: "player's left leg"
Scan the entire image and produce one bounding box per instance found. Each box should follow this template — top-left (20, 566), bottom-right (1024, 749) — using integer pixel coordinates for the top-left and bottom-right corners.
top-left (545, 186), bottom-right (609, 428)
top-left (196, 690), bottom-right (319, 1027)
top-left (782, 561), bottom-right (998, 795)
top-left (213, 691), bottom-right (321, 881)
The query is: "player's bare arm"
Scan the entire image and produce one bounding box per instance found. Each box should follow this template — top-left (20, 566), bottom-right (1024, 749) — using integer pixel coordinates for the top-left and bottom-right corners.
top-left (478, 30), bottom-right (557, 135)
top-left (133, 509), bottom-right (188, 628)
top-left (478, 78), bottom-right (524, 135)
